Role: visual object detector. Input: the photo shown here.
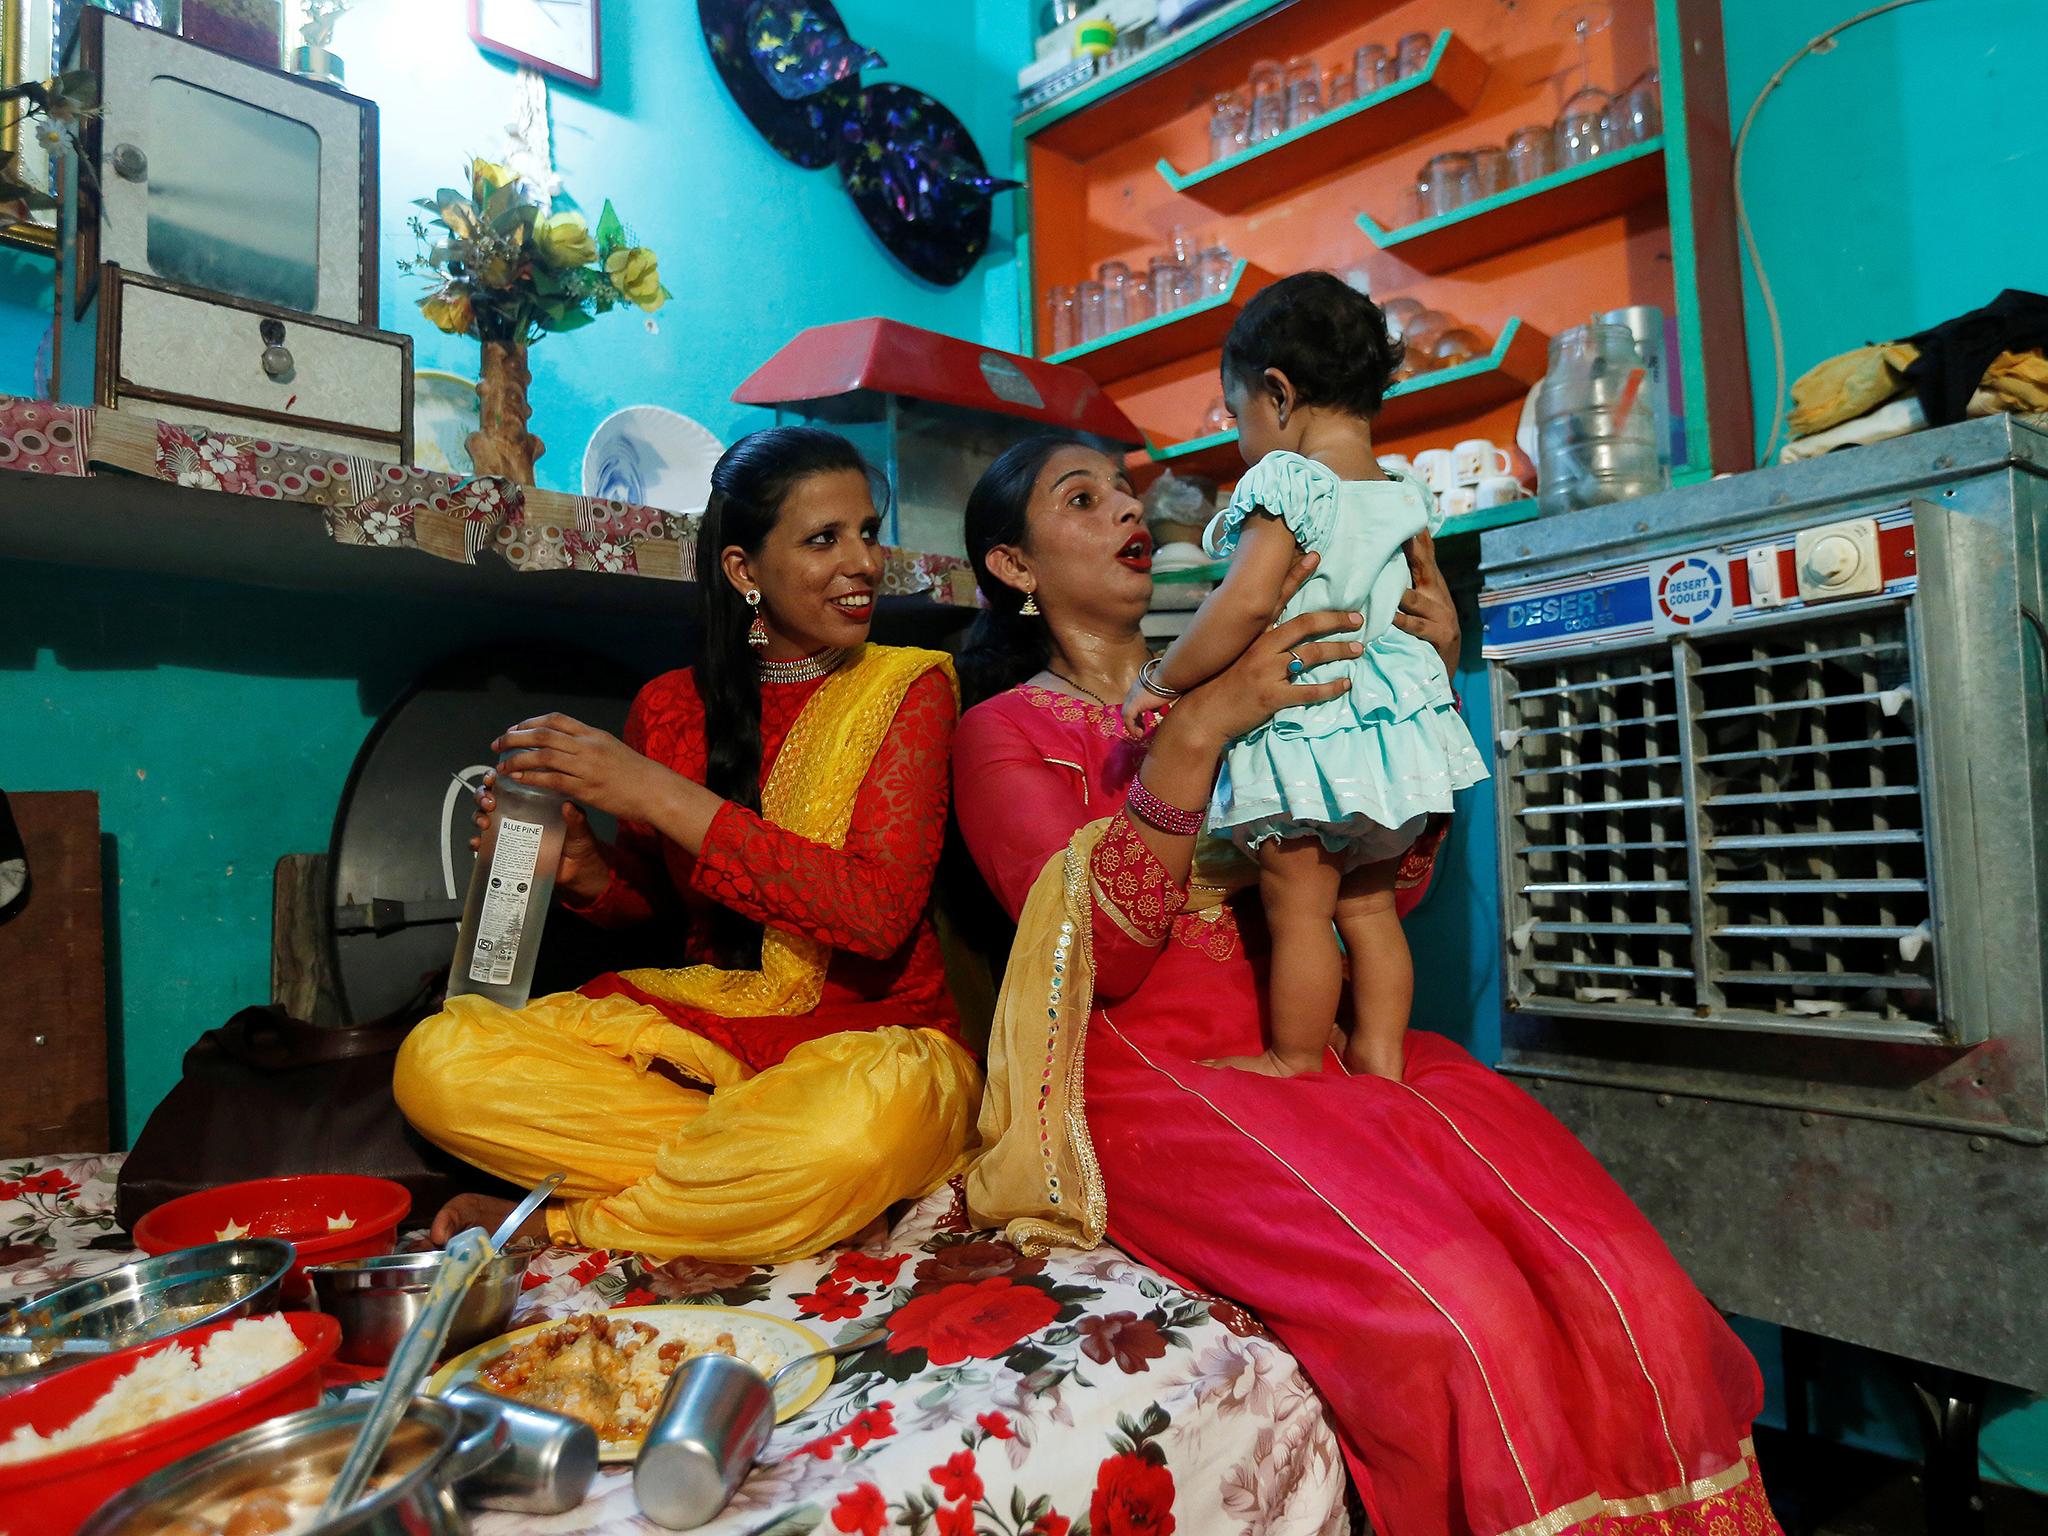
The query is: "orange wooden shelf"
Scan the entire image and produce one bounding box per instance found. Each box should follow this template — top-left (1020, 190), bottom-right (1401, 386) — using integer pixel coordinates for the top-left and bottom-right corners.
top-left (1155, 32), bottom-right (1488, 215)
top-left (1127, 317), bottom-right (1550, 487)
top-left (1045, 261), bottom-right (1274, 385)
top-left (1356, 137), bottom-right (1666, 273)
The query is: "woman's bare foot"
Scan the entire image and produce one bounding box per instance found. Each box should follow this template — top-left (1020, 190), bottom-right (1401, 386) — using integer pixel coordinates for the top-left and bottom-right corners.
top-left (428, 1193), bottom-right (551, 1248)
top-left (1201, 1049), bottom-right (1322, 1077)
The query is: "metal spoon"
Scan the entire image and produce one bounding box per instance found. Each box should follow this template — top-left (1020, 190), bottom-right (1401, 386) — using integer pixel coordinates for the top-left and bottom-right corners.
top-left (322, 1225), bottom-right (493, 1519)
top-left (764, 1327), bottom-right (885, 1393)
top-left (490, 1172), bottom-right (565, 1251)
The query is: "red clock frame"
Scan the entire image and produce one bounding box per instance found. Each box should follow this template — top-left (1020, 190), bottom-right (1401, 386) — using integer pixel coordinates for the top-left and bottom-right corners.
top-left (467, 0), bottom-right (602, 90)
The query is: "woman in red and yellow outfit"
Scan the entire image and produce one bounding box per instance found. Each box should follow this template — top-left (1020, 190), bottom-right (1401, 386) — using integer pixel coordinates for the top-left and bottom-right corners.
top-left (395, 427), bottom-right (980, 1262)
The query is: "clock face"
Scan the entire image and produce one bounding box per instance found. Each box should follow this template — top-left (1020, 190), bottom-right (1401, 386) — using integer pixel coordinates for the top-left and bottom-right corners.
top-left (470, 0), bottom-right (601, 89)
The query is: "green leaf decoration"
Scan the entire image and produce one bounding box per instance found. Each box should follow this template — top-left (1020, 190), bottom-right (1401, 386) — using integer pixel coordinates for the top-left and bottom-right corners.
top-left (745, 1504), bottom-right (825, 1536)
top-left (594, 199), bottom-right (624, 255)
top-left (548, 305), bottom-right (597, 333)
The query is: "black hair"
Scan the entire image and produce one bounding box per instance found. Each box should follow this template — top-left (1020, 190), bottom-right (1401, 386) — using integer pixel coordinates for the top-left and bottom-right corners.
top-left (954, 433), bottom-right (1077, 710)
top-left (1219, 271), bottom-right (1404, 421)
top-left (694, 424), bottom-right (875, 967)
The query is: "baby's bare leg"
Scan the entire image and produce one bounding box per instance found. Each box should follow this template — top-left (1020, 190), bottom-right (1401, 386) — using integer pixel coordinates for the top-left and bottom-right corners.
top-left (1204, 837), bottom-right (1345, 1077)
top-left (1335, 857), bottom-right (1412, 1080)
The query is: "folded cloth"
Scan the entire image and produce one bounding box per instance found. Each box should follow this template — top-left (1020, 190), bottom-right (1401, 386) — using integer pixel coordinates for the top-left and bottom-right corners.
top-left (1789, 342), bottom-right (1919, 438)
top-left (1904, 288), bottom-right (2048, 426)
top-left (1969, 349), bottom-right (2048, 417)
top-left (1779, 396), bottom-right (1928, 462)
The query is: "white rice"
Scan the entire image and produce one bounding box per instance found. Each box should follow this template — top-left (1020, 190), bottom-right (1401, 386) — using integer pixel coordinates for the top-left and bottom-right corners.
top-left (0, 1314), bottom-right (302, 1466)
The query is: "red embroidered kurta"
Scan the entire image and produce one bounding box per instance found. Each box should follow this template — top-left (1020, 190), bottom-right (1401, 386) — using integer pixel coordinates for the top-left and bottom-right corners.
top-left (954, 685), bottom-right (1778, 1536)
top-left (566, 665), bottom-right (961, 1072)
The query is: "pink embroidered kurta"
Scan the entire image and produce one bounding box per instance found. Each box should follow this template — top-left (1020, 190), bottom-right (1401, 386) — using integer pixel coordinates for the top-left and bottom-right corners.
top-left (954, 685), bottom-right (1779, 1536)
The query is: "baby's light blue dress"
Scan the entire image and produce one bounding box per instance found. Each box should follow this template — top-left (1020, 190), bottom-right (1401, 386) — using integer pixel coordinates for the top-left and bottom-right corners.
top-left (1202, 451), bottom-right (1489, 864)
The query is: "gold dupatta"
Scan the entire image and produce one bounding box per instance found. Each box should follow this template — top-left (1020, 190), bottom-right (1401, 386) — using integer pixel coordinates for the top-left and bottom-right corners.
top-left (966, 820), bottom-right (1251, 1253)
top-left (618, 643), bottom-right (955, 1016)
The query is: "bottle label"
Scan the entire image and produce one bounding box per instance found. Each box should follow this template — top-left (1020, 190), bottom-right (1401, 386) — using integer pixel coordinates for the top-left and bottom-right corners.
top-left (468, 816), bottom-right (546, 986)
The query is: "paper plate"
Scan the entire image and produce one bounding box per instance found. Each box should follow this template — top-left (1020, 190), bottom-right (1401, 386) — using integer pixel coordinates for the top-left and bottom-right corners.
top-left (413, 369), bottom-right (479, 476)
top-left (581, 406), bottom-right (725, 517)
top-left (429, 1305), bottom-right (835, 1460)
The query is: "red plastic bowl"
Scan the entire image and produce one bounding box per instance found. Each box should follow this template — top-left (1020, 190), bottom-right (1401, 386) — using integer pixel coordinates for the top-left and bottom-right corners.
top-left (133, 1176), bottom-right (412, 1298)
top-left (0, 1311), bottom-right (339, 1536)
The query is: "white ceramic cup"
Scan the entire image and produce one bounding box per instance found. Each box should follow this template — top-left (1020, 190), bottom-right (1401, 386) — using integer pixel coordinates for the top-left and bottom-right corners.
top-left (1440, 485), bottom-right (1478, 518)
top-left (1412, 448), bottom-right (1455, 493)
top-left (1452, 437), bottom-right (1514, 485)
top-left (1377, 453), bottom-right (1414, 478)
top-left (1475, 473), bottom-right (1524, 509)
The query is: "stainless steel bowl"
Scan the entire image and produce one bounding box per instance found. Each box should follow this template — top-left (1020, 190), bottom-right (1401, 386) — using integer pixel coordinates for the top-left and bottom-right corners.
top-left (307, 1247), bottom-right (528, 1367)
top-left (78, 1396), bottom-right (508, 1536)
top-left (0, 1239), bottom-right (293, 1389)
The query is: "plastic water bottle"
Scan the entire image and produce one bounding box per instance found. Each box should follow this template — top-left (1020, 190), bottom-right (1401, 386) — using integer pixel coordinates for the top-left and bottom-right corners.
top-left (446, 776), bottom-right (567, 1010)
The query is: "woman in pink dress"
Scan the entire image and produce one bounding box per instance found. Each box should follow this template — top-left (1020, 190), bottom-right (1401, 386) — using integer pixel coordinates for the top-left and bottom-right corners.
top-left (949, 437), bottom-right (1780, 1536)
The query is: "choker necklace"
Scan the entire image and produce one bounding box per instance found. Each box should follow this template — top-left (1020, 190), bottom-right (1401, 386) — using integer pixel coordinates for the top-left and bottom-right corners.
top-left (759, 647), bottom-right (850, 684)
top-left (1044, 669), bottom-right (1119, 709)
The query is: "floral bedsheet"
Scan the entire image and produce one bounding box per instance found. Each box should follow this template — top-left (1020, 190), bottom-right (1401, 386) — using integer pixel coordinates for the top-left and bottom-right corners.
top-left (0, 1155), bottom-right (1349, 1536)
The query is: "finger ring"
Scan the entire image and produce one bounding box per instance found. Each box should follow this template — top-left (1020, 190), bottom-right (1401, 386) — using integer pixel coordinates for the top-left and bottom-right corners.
top-left (1286, 648), bottom-right (1308, 679)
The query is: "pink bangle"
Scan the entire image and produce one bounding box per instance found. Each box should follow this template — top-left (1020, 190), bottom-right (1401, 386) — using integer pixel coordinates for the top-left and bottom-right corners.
top-left (1126, 777), bottom-right (1204, 838)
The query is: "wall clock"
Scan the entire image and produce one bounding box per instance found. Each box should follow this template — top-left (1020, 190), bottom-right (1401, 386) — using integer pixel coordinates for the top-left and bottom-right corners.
top-left (469, 0), bottom-right (600, 90)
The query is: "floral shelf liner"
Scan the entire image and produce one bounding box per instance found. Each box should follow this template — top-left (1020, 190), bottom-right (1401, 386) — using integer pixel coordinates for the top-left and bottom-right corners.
top-left (0, 1154), bottom-right (1347, 1536)
top-left (0, 395), bottom-right (973, 602)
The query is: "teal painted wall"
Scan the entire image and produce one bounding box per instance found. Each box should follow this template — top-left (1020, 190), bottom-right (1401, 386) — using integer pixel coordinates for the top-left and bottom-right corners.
top-left (1721, 0), bottom-right (2048, 462)
top-left (0, 1), bottom-right (1035, 1138)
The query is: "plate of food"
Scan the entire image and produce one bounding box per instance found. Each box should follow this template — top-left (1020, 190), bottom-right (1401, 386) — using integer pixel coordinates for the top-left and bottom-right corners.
top-left (428, 1306), bottom-right (834, 1459)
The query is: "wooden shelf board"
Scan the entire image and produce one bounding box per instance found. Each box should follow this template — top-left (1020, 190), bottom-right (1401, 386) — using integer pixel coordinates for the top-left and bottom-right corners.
top-left (1356, 137), bottom-right (1667, 273)
top-left (1045, 260), bottom-right (1273, 384)
top-left (1437, 499), bottom-right (1541, 542)
top-left (1128, 316), bottom-right (1550, 484)
top-left (1378, 317), bottom-right (1550, 435)
top-left (1155, 32), bottom-right (1488, 214)
top-left (0, 467), bottom-right (968, 629)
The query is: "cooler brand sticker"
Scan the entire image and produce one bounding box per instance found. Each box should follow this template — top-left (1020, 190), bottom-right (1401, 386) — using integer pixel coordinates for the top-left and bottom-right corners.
top-left (1652, 551), bottom-right (1732, 633)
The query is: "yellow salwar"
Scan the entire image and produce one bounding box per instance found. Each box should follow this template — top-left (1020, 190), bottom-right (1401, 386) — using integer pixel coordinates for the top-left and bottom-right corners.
top-left (395, 991), bottom-right (982, 1262)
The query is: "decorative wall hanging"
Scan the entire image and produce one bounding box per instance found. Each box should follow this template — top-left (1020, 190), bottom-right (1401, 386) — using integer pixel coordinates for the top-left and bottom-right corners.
top-left (401, 158), bottom-right (669, 484)
top-left (697, 0), bottom-right (1016, 287)
top-left (469, 0), bottom-right (600, 90)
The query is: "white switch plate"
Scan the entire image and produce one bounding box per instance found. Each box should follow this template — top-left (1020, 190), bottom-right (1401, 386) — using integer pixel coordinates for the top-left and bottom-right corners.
top-left (1795, 517), bottom-right (1882, 601)
top-left (1746, 546), bottom-right (1785, 607)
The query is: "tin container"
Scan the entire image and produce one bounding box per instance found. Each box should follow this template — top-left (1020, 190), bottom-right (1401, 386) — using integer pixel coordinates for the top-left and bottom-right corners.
top-left (307, 1248), bottom-right (527, 1368)
top-left (440, 1384), bottom-right (599, 1515)
top-left (633, 1353), bottom-right (776, 1530)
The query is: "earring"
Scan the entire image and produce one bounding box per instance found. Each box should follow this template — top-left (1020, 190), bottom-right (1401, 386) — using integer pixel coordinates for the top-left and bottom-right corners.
top-left (745, 588), bottom-right (768, 649)
top-left (1018, 590), bottom-right (1040, 617)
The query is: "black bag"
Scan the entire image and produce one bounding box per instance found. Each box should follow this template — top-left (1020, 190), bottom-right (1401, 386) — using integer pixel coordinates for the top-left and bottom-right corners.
top-left (114, 1006), bottom-right (505, 1234)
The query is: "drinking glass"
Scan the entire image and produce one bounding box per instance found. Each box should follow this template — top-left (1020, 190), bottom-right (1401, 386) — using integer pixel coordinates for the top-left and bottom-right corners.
top-left (1355, 42), bottom-right (1392, 94)
top-left (1619, 69), bottom-right (1661, 143)
top-left (1283, 55), bottom-right (1321, 129)
top-left (1169, 223), bottom-right (1197, 264)
top-left (1552, 1), bottom-right (1613, 166)
top-left (1196, 244), bottom-right (1235, 297)
top-left (1506, 124), bottom-right (1556, 185)
top-left (1097, 260), bottom-right (1134, 334)
top-left (1555, 87), bottom-right (1612, 167)
top-left (1148, 255), bottom-right (1189, 315)
top-left (1394, 31), bottom-right (1434, 78)
top-left (1325, 63), bottom-right (1357, 112)
top-left (1208, 91), bottom-right (1248, 163)
top-left (1416, 151), bottom-right (1476, 218)
top-left (1470, 145), bottom-right (1508, 198)
top-left (1045, 285), bottom-right (1077, 354)
top-left (1434, 325), bottom-right (1486, 367)
top-left (1379, 296), bottom-right (1425, 347)
top-left (1201, 396), bottom-right (1234, 436)
top-left (1247, 59), bottom-right (1286, 143)
top-left (1405, 308), bottom-right (1453, 359)
top-left (1076, 279), bottom-right (1106, 343)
